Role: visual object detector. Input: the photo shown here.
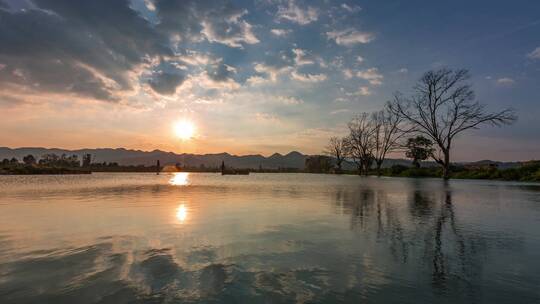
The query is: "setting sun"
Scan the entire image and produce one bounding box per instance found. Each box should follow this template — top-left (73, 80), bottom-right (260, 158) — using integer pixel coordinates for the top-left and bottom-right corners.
top-left (173, 120), bottom-right (195, 140)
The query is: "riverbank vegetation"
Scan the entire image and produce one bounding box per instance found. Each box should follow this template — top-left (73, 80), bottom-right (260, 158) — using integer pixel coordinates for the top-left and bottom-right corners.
top-left (1, 154), bottom-right (90, 175)
top-left (381, 161), bottom-right (540, 182)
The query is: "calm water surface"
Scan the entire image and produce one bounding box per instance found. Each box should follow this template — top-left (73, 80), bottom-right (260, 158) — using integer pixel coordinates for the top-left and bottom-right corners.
top-left (1, 173), bottom-right (539, 303)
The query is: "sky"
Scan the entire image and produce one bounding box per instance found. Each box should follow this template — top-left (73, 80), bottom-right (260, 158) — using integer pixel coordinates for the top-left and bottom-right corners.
top-left (0, 0), bottom-right (539, 161)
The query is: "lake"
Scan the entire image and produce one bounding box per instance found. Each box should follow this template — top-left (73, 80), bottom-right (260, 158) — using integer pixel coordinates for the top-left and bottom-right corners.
top-left (0, 173), bottom-right (539, 303)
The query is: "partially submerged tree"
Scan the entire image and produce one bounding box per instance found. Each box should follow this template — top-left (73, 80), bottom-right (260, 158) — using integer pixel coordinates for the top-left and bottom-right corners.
top-left (389, 68), bottom-right (516, 179)
top-left (323, 136), bottom-right (346, 173)
top-left (344, 113), bottom-right (375, 175)
top-left (371, 106), bottom-right (408, 175)
top-left (405, 136), bottom-right (434, 168)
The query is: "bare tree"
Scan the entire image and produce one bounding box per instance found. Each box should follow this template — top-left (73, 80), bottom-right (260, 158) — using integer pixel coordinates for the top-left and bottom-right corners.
top-left (344, 113), bottom-right (375, 175)
top-left (323, 136), bottom-right (346, 173)
top-left (371, 105), bottom-right (408, 175)
top-left (389, 68), bottom-right (516, 179)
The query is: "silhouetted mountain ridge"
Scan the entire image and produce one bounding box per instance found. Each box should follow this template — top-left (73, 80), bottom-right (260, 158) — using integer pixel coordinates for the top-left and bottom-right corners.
top-left (0, 147), bottom-right (523, 169)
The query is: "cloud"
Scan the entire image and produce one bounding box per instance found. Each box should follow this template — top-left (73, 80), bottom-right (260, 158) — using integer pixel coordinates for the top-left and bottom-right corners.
top-left (192, 72), bottom-right (240, 91)
top-left (290, 70), bottom-right (327, 83)
top-left (143, 0), bottom-right (156, 11)
top-left (343, 69), bottom-right (354, 79)
top-left (255, 112), bottom-right (281, 123)
top-left (156, 0), bottom-right (259, 48)
top-left (276, 0), bottom-right (318, 25)
top-left (0, 0), bottom-right (257, 105)
top-left (0, 0), bottom-right (170, 102)
top-left (0, 94), bottom-right (27, 107)
top-left (200, 11), bottom-right (259, 48)
top-left (527, 47), bottom-right (540, 60)
top-left (496, 77), bottom-right (515, 86)
top-left (206, 63), bottom-right (237, 82)
top-left (246, 75), bottom-right (268, 86)
top-left (277, 96), bottom-right (303, 105)
top-left (253, 63), bottom-right (292, 82)
top-left (356, 68), bottom-right (383, 85)
top-left (333, 97), bottom-right (348, 103)
top-left (357, 86), bottom-right (371, 96)
top-left (396, 68), bottom-right (408, 74)
top-left (356, 56), bottom-right (364, 63)
top-left (270, 28), bottom-right (291, 37)
top-left (326, 28), bottom-right (374, 46)
top-left (148, 71), bottom-right (186, 95)
top-left (340, 3), bottom-right (361, 13)
top-left (292, 48), bottom-right (314, 66)
top-left (330, 108), bottom-right (350, 115)
top-left (177, 50), bottom-right (221, 66)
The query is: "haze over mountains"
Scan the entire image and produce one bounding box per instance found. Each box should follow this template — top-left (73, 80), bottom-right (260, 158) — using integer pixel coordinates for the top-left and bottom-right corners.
top-left (0, 147), bottom-right (521, 170)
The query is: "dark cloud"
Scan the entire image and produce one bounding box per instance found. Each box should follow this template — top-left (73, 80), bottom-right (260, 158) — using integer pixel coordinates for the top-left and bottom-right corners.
top-left (148, 71), bottom-right (186, 95)
top-left (0, 0), bottom-right (170, 101)
top-left (155, 0), bottom-right (258, 48)
top-left (0, 0), bottom-right (250, 103)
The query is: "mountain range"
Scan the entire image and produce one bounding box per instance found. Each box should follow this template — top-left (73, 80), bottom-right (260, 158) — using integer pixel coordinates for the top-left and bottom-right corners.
top-left (0, 147), bottom-right (522, 170)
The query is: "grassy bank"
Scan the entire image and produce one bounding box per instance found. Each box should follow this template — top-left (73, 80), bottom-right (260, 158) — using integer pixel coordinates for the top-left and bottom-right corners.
top-left (371, 161), bottom-right (540, 182)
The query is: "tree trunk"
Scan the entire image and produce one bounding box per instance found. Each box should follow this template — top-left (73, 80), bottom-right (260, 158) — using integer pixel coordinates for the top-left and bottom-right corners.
top-left (376, 161), bottom-right (383, 176)
top-left (442, 150), bottom-right (450, 180)
top-left (336, 160), bottom-right (342, 174)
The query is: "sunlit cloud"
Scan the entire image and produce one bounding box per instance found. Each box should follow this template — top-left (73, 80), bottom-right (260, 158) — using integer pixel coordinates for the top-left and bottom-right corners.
top-left (527, 47), bottom-right (540, 60)
top-left (496, 77), bottom-right (516, 86)
top-left (276, 0), bottom-right (318, 25)
top-left (270, 28), bottom-right (291, 37)
top-left (356, 68), bottom-right (383, 86)
top-left (326, 28), bottom-right (374, 46)
top-left (290, 70), bottom-right (327, 83)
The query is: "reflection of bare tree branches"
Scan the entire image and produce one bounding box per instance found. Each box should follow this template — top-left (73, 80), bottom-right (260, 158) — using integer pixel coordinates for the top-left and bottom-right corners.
top-left (427, 186), bottom-right (478, 301)
top-left (333, 187), bottom-right (409, 263)
top-left (330, 180), bottom-right (507, 300)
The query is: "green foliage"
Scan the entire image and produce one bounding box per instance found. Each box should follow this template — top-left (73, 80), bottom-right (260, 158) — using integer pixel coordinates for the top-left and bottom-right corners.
top-left (380, 162), bottom-right (540, 182)
top-left (305, 155), bottom-right (333, 173)
top-left (405, 136), bottom-right (434, 168)
top-left (449, 161), bottom-right (540, 181)
top-left (38, 153), bottom-right (80, 168)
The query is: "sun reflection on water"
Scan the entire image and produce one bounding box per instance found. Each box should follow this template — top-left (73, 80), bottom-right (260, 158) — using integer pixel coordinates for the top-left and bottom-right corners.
top-left (169, 172), bottom-right (190, 186)
top-left (176, 204), bottom-right (188, 223)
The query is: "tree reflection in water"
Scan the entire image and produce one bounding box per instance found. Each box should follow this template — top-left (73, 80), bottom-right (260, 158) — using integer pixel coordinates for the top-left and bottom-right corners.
top-left (333, 179), bottom-right (489, 300)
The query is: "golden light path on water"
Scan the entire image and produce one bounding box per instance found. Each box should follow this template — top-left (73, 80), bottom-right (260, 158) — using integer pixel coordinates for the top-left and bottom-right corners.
top-left (176, 204), bottom-right (188, 223)
top-left (169, 172), bottom-right (190, 186)
top-left (169, 172), bottom-right (191, 224)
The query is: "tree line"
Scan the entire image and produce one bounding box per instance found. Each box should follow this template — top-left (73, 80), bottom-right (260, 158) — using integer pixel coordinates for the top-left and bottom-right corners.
top-left (324, 68), bottom-right (517, 179)
top-left (1, 153), bottom-right (105, 168)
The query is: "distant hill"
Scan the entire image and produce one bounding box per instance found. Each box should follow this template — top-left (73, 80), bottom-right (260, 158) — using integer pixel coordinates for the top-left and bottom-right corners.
top-left (0, 147), bottom-right (522, 170)
top-left (0, 147), bottom-right (308, 169)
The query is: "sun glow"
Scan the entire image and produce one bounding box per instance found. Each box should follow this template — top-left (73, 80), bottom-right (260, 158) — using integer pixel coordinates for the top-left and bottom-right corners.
top-left (169, 172), bottom-right (190, 186)
top-left (173, 120), bottom-right (195, 140)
